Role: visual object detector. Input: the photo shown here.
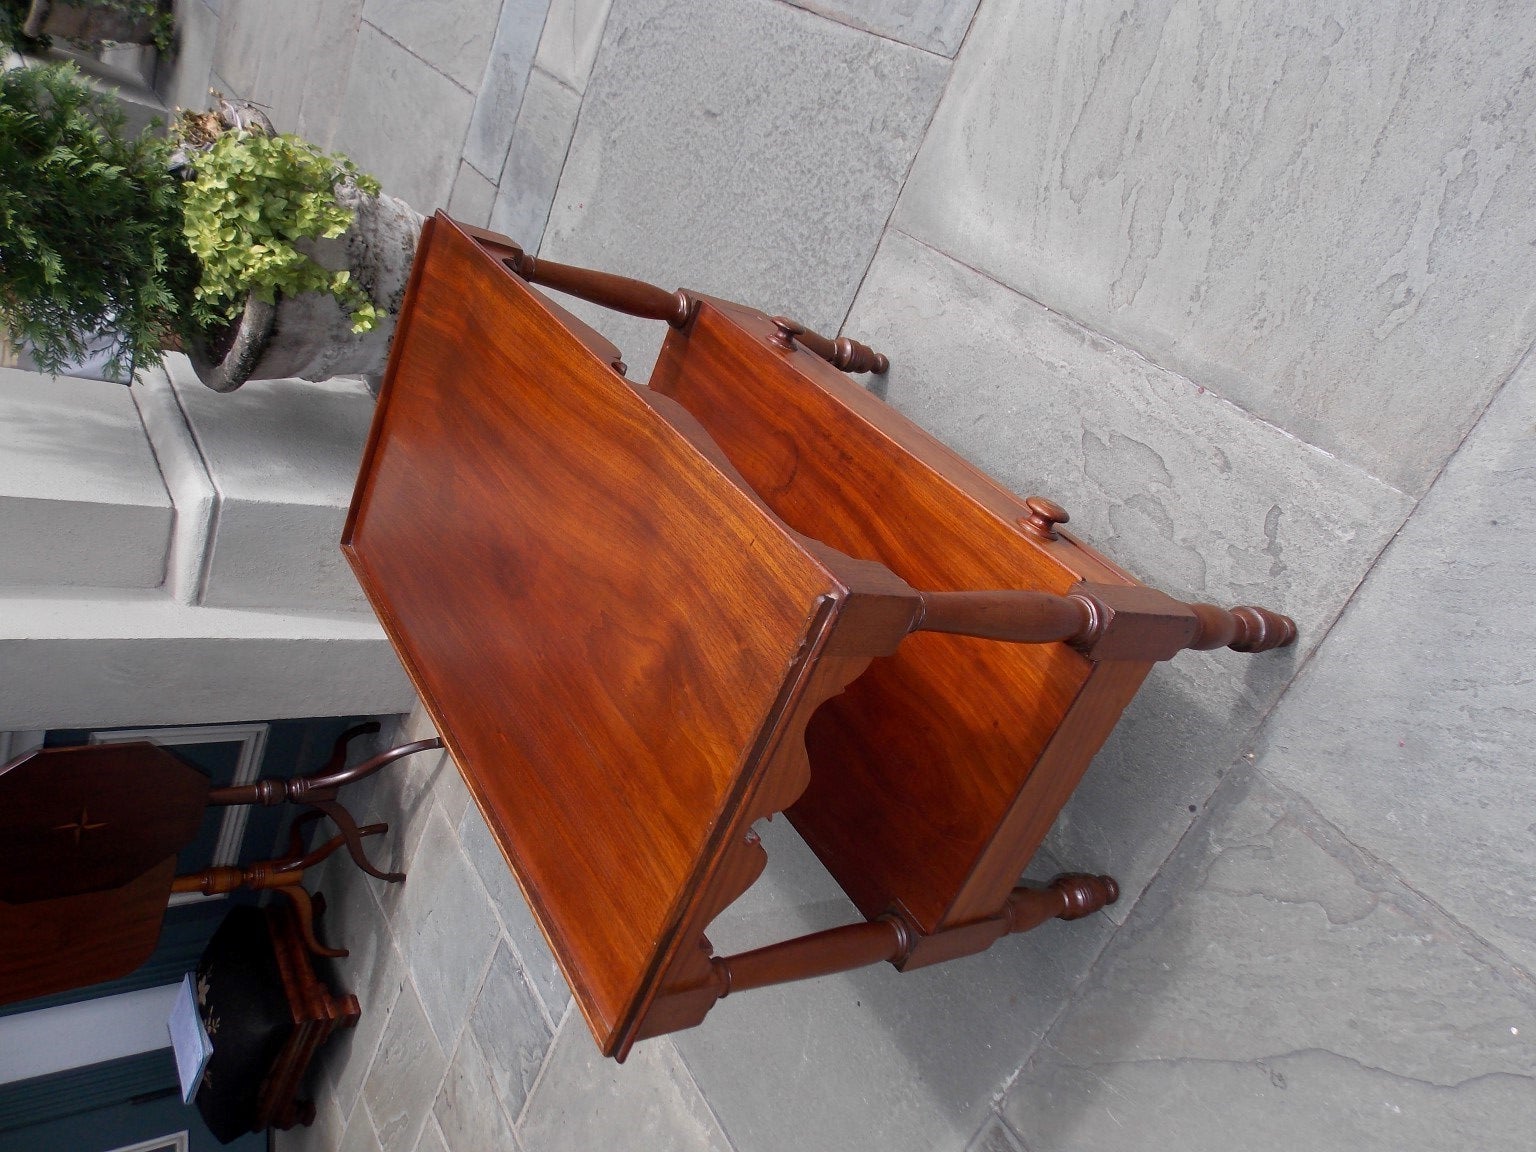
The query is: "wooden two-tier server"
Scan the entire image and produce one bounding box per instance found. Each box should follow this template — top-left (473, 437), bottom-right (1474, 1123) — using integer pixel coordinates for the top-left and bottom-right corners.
top-left (343, 216), bottom-right (1295, 1060)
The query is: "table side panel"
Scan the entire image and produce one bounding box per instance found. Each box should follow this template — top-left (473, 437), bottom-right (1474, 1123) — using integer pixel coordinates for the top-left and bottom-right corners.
top-left (344, 222), bottom-right (841, 1047)
top-left (651, 306), bottom-right (1141, 931)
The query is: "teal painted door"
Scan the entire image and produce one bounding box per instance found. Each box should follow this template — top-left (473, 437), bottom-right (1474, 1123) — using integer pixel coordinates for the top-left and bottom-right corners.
top-left (0, 1052), bottom-right (263, 1151)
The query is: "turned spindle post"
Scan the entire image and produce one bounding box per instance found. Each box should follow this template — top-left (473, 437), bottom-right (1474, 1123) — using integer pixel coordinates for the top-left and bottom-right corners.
top-left (768, 315), bottom-right (889, 374)
top-left (206, 735), bottom-right (443, 883)
top-left (909, 496), bottom-right (1297, 661)
top-left (1185, 601), bottom-right (1298, 652)
top-left (503, 250), bottom-right (697, 329)
top-left (694, 873), bottom-right (1120, 1000)
top-left (1004, 873), bottom-right (1120, 935)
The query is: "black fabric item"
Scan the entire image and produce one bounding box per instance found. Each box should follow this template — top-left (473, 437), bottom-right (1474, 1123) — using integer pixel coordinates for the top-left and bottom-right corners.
top-left (193, 906), bottom-right (290, 1143)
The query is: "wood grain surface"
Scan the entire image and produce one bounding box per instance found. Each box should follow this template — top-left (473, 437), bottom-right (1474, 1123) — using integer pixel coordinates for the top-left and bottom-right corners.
top-left (347, 216), bottom-right (1292, 1056)
top-left (650, 301), bottom-right (1155, 932)
top-left (344, 217), bottom-right (902, 1054)
top-left (0, 742), bottom-right (210, 904)
top-left (0, 858), bottom-right (176, 1005)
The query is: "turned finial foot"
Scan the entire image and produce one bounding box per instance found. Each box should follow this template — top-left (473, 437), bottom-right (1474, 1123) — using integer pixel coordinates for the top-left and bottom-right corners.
top-left (1050, 873), bottom-right (1119, 920)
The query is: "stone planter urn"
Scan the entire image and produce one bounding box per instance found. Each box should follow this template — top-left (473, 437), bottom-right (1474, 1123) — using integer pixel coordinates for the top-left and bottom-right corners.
top-left (187, 184), bottom-right (425, 394)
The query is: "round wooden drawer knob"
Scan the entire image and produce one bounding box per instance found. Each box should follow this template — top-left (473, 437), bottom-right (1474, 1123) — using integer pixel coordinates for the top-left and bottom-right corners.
top-left (1020, 496), bottom-right (1070, 541)
top-left (769, 316), bottom-right (804, 351)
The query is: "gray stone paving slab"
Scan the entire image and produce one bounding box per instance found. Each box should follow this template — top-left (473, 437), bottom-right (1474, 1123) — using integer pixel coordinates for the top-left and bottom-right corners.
top-left (965, 1114), bottom-right (1027, 1152)
top-left (1043, 661), bottom-right (1262, 920)
top-left (311, 852), bottom-right (410, 1119)
top-left (461, 0), bottom-right (551, 179)
top-left (213, 0), bottom-right (364, 143)
top-left (845, 230), bottom-right (1413, 915)
top-left (397, 704), bottom-right (440, 745)
top-left (293, 0), bottom-right (367, 149)
top-left (210, 0), bottom-right (295, 118)
top-left (362, 980), bottom-right (449, 1152)
top-left (364, 748), bottom-right (453, 907)
top-left (332, 22), bottom-right (477, 212)
top-left (162, 0), bottom-right (223, 115)
top-left (395, 804), bottom-right (503, 1047)
top-left (540, 0), bottom-right (948, 380)
top-left (324, 963), bottom-right (404, 1128)
top-left (1001, 773), bottom-right (1536, 1151)
top-left (672, 821), bottom-right (1115, 1152)
top-left (1258, 361), bottom-right (1536, 975)
top-left (434, 1027), bottom-right (521, 1150)
top-left (702, 816), bottom-right (856, 953)
top-left (488, 65), bottom-right (581, 253)
top-left (894, 0), bottom-right (1536, 495)
top-left (466, 941), bottom-right (553, 1122)
top-left (518, 1019), bottom-right (731, 1152)
top-left (273, 1083), bottom-right (344, 1152)
top-left (337, 1105), bottom-right (384, 1152)
top-left (447, 160), bottom-right (498, 227)
top-left (363, 0), bottom-right (503, 91)
top-left (1010, 1050), bottom-right (1535, 1152)
top-left (788, 0), bottom-right (979, 56)
top-left (532, 0), bottom-right (611, 93)
top-left (459, 801), bottom-right (572, 1026)
top-left (413, 1118), bottom-right (450, 1152)
top-left (431, 746), bottom-right (474, 829)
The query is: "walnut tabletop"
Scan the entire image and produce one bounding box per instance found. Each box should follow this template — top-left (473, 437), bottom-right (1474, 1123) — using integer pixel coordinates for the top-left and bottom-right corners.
top-left (344, 217), bottom-right (909, 1057)
top-left (344, 215), bottom-right (1297, 1059)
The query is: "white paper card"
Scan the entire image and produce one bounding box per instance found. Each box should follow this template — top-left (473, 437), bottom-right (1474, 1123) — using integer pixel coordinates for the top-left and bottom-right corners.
top-left (167, 972), bottom-right (213, 1103)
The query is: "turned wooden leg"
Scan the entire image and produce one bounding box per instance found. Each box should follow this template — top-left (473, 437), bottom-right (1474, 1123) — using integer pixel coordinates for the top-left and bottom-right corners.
top-left (896, 872), bottom-right (1121, 970)
top-left (271, 885), bottom-right (347, 959)
top-left (303, 798), bottom-right (405, 884)
top-left (277, 1098), bottom-right (316, 1130)
top-left (208, 736), bottom-right (445, 809)
top-left (712, 918), bottom-right (911, 997)
top-left (170, 867), bottom-right (348, 958)
top-left (911, 582), bottom-right (1296, 662)
top-left (272, 810), bottom-right (388, 873)
top-left (694, 873), bottom-right (1120, 998)
top-left (910, 495), bottom-right (1296, 661)
top-left (1185, 601), bottom-right (1297, 652)
top-left (1004, 873), bottom-right (1120, 935)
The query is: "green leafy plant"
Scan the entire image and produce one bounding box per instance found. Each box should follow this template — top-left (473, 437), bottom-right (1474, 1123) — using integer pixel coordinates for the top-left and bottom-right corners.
top-left (0, 64), bottom-right (383, 382)
top-left (0, 2), bottom-right (46, 54)
top-left (6, 1), bottom-right (176, 53)
top-left (178, 123), bottom-right (381, 336)
top-left (95, 0), bottom-right (174, 53)
top-left (0, 61), bottom-right (195, 376)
